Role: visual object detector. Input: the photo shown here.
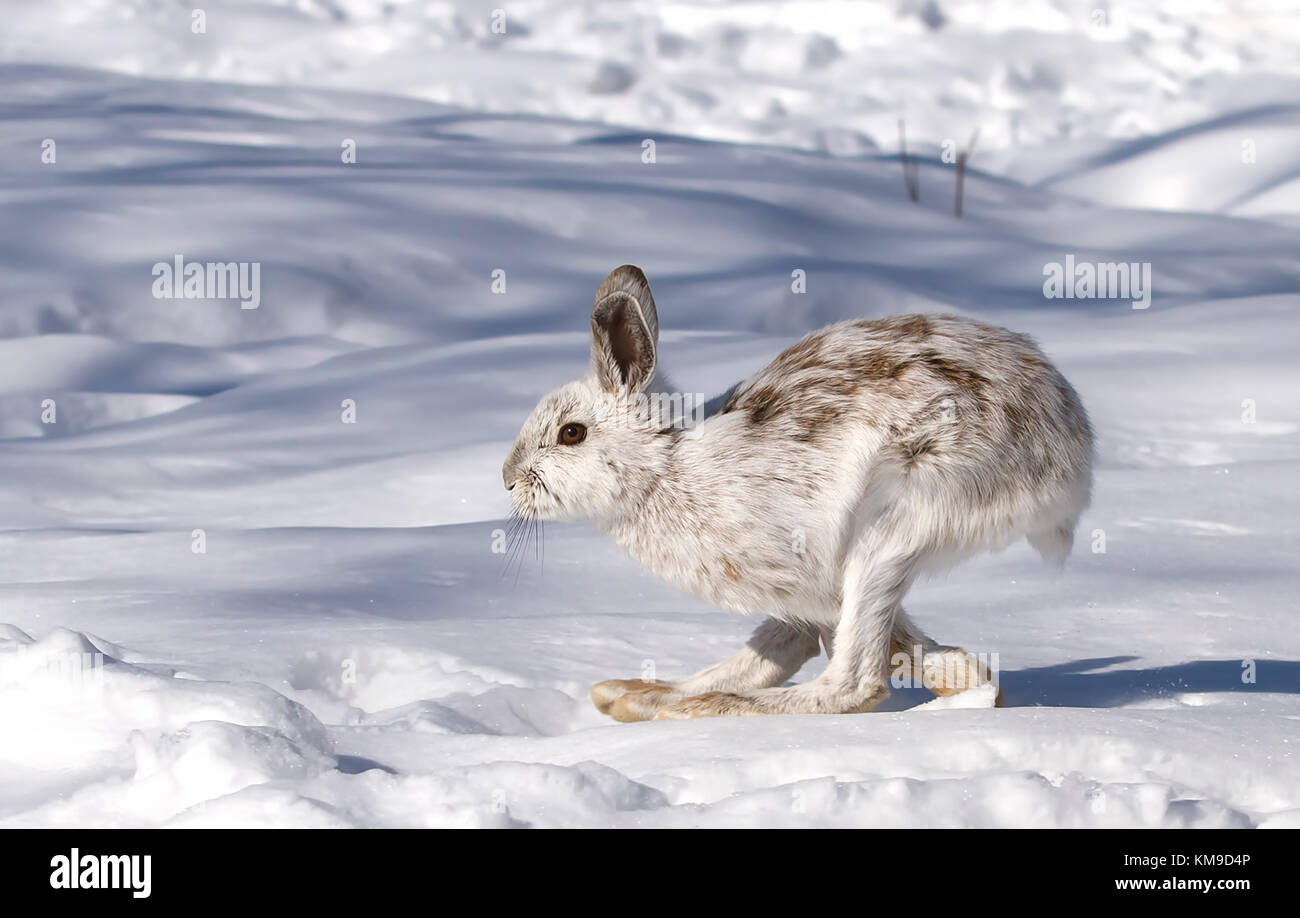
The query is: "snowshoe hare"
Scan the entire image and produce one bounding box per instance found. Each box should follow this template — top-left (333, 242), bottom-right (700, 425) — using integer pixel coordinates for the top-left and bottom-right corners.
top-left (503, 266), bottom-right (1093, 720)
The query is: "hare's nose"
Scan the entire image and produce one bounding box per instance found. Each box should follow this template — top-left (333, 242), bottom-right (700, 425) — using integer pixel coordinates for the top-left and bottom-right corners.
top-left (502, 447), bottom-right (524, 490)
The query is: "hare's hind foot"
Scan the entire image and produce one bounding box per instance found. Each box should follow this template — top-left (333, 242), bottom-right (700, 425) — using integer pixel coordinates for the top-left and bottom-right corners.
top-left (590, 678), bottom-right (663, 712)
top-left (652, 691), bottom-right (760, 719)
top-left (591, 617), bottom-right (822, 722)
top-left (590, 679), bottom-right (682, 722)
top-left (653, 682), bottom-right (890, 720)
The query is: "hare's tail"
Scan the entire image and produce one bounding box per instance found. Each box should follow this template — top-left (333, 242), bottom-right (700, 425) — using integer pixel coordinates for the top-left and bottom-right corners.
top-left (1027, 518), bottom-right (1078, 566)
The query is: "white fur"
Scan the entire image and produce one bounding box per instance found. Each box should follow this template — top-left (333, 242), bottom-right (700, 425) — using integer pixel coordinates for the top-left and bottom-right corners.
top-left (504, 266), bottom-right (1093, 718)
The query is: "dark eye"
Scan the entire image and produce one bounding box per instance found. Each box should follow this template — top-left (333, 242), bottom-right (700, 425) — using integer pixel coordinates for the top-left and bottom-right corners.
top-left (558, 422), bottom-right (587, 446)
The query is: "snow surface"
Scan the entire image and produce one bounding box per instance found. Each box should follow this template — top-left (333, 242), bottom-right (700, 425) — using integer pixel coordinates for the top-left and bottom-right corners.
top-left (1, 3), bottom-right (1299, 827)
top-left (8, 0), bottom-right (1300, 162)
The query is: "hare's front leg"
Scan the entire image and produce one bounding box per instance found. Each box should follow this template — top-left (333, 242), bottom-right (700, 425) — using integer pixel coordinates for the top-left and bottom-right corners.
top-left (655, 540), bottom-right (915, 719)
top-left (591, 618), bottom-right (820, 722)
top-left (891, 607), bottom-right (1004, 706)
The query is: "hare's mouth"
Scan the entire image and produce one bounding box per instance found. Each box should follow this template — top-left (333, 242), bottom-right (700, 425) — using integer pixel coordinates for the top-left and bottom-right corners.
top-left (511, 469), bottom-right (558, 519)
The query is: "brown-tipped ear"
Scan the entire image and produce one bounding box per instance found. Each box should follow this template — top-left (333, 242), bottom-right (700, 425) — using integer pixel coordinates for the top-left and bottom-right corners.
top-left (590, 265), bottom-right (658, 394)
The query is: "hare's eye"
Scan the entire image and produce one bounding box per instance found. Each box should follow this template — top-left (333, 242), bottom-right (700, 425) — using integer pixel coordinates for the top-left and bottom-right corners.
top-left (558, 422), bottom-right (587, 446)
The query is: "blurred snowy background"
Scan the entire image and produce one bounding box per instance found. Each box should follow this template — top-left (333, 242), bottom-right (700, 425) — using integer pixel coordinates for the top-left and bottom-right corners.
top-left (1, 1), bottom-right (1298, 827)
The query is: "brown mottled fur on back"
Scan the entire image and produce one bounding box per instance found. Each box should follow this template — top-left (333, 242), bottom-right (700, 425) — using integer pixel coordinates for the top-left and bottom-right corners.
top-left (720, 314), bottom-right (1087, 495)
top-left (725, 314), bottom-right (971, 425)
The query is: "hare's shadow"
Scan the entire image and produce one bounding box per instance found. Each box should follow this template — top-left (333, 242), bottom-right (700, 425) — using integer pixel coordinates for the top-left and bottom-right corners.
top-left (878, 656), bottom-right (1300, 711)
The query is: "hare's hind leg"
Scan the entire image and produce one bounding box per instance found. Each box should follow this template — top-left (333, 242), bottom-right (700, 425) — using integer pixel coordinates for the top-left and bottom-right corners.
top-left (591, 617), bottom-right (821, 722)
top-left (890, 608), bottom-right (1002, 706)
top-left (656, 532), bottom-right (916, 719)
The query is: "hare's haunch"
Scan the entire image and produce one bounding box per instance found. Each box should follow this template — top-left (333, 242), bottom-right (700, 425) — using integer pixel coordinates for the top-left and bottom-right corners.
top-left (504, 266), bottom-right (1093, 719)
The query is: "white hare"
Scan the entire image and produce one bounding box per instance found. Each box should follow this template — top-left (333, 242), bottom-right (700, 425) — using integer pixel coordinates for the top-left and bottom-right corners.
top-left (503, 266), bottom-right (1093, 720)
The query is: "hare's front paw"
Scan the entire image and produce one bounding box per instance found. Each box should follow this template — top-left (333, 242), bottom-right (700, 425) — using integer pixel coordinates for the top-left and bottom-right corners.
top-left (590, 679), bottom-right (680, 722)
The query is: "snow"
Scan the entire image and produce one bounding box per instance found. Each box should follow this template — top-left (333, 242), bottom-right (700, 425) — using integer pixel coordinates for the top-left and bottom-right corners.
top-left (1, 2), bottom-right (1299, 828)
top-left (8, 0), bottom-right (1300, 161)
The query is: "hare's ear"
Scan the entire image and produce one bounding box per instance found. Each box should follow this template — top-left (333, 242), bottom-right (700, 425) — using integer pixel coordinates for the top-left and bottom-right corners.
top-left (590, 265), bottom-right (658, 394)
